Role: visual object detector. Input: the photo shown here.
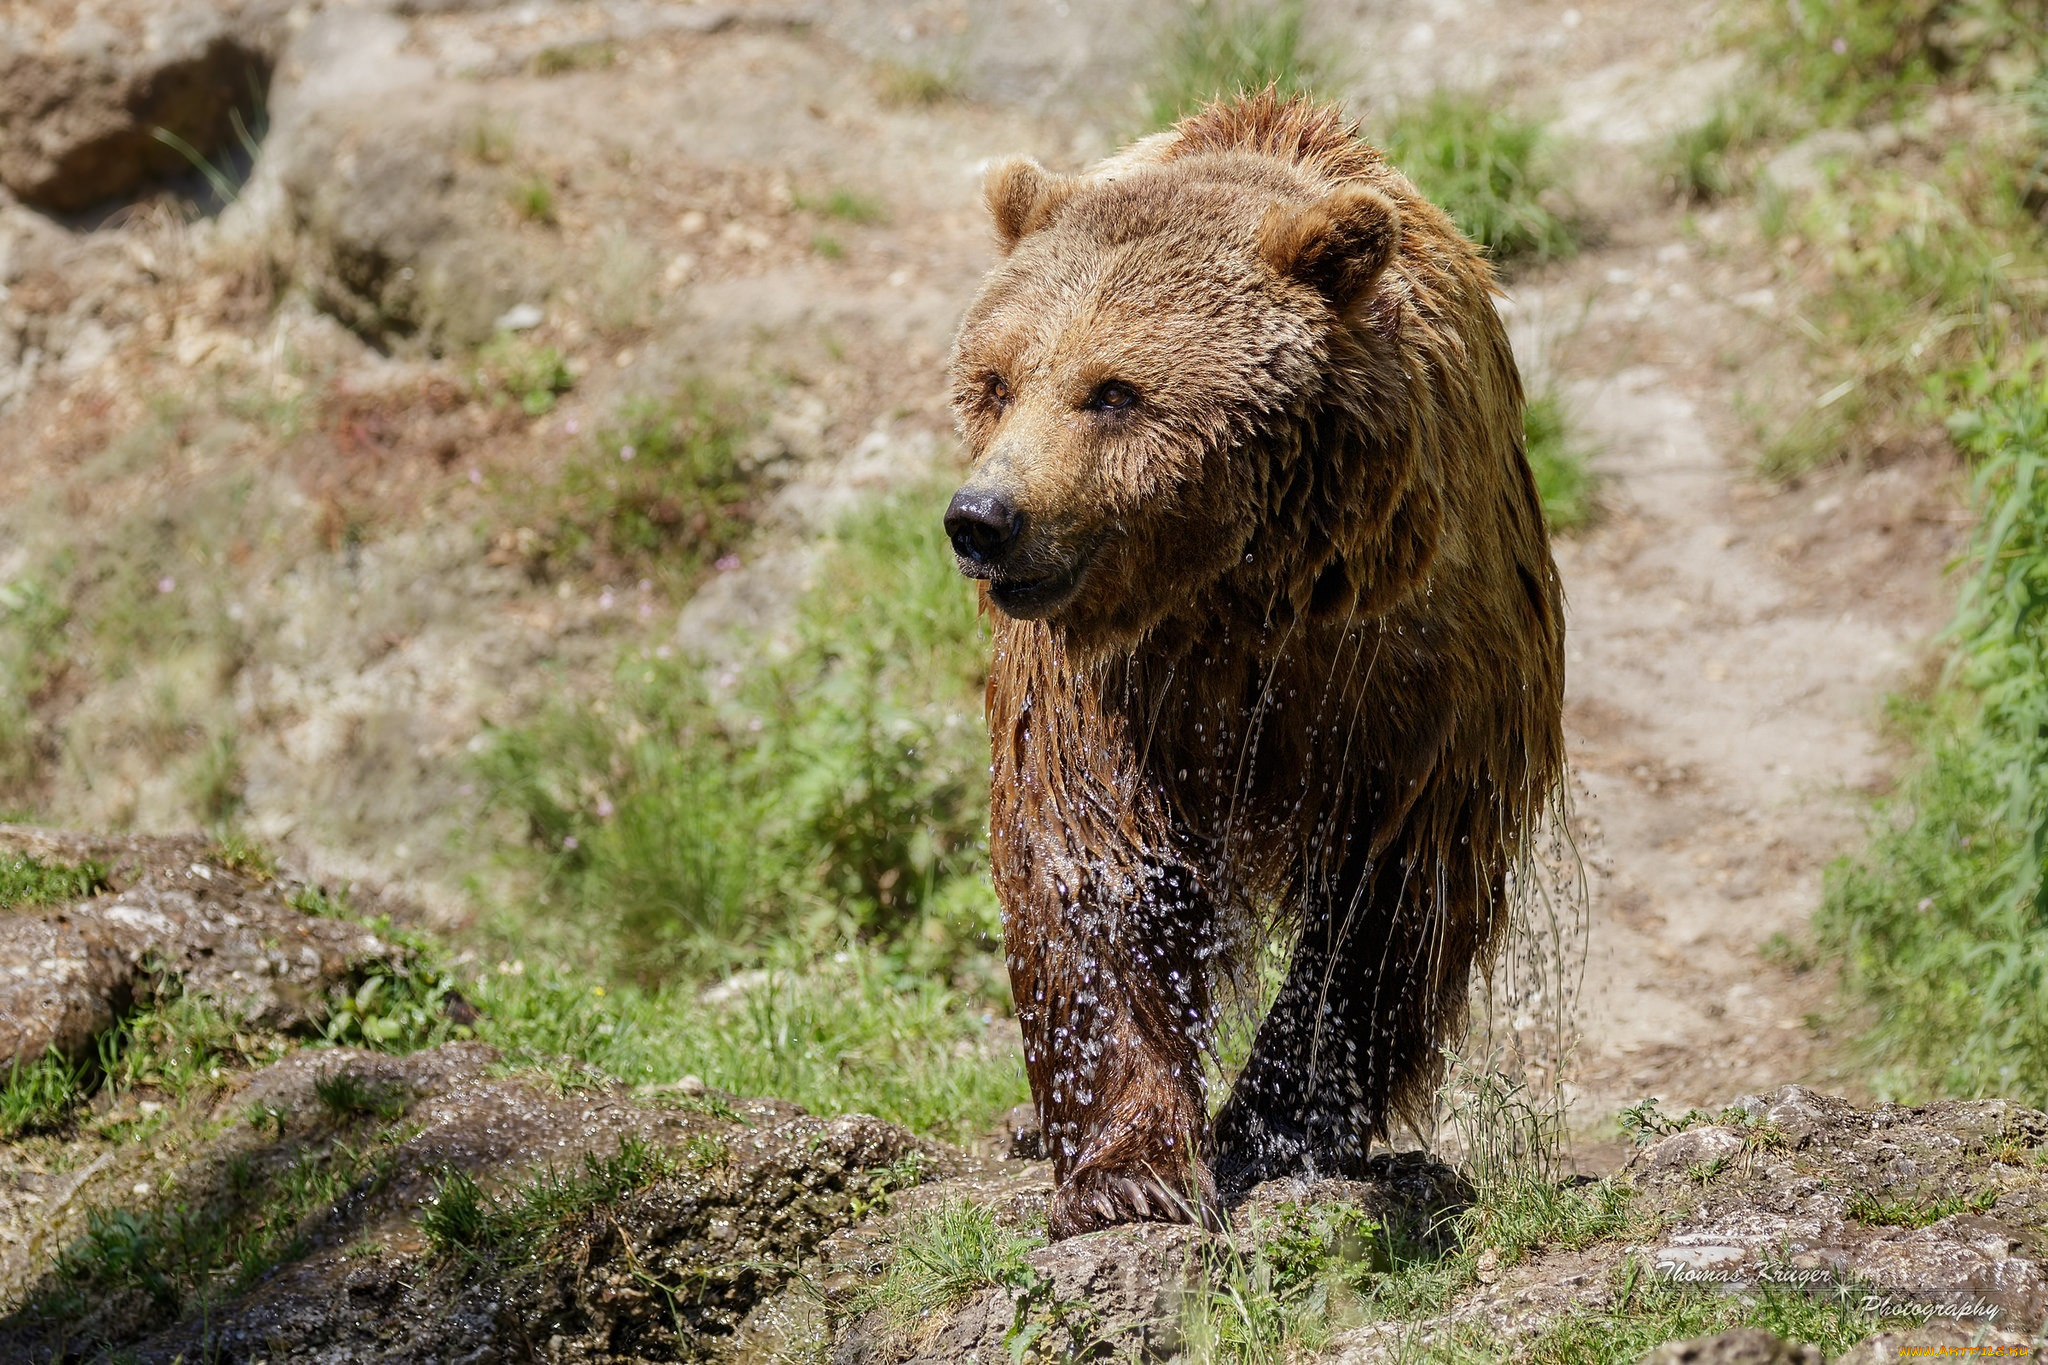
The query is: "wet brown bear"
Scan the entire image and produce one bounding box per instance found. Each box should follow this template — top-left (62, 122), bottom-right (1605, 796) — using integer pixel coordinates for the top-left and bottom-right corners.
top-left (944, 93), bottom-right (1566, 1240)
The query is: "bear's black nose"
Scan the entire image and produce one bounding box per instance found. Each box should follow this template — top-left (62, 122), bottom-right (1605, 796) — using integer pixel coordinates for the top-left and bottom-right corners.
top-left (945, 488), bottom-right (1024, 568)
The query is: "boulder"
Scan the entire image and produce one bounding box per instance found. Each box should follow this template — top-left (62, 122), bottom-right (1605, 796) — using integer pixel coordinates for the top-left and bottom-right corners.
top-left (0, 826), bottom-right (397, 1068)
top-left (0, 0), bottom-right (287, 212)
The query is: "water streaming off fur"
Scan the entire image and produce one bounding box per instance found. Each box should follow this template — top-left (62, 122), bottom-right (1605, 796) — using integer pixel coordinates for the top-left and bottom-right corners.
top-left (996, 615), bottom-right (1588, 1195)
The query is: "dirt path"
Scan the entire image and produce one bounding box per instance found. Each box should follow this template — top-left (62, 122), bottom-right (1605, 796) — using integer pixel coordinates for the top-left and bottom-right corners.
top-left (1311, 0), bottom-right (1970, 1155)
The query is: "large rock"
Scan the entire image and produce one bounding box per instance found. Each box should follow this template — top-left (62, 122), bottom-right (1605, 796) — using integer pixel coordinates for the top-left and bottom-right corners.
top-left (1631, 1086), bottom-right (2048, 1329)
top-left (0, 1037), bottom-right (959, 1362)
top-left (0, 825), bottom-right (397, 1067)
top-left (0, 0), bottom-right (287, 212)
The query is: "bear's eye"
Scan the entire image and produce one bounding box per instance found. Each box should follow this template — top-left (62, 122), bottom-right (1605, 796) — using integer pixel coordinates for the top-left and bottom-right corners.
top-left (986, 374), bottom-right (1012, 409)
top-left (1086, 380), bottom-right (1138, 414)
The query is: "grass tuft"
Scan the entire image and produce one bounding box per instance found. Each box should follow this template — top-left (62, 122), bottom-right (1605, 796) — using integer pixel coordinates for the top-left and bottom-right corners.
top-left (507, 386), bottom-right (752, 589)
top-left (312, 1070), bottom-right (411, 1122)
top-left (873, 60), bottom-right (958, 108)
top-left (1142, 0), bottom-right (1319, 133)
top-left (1524, 387), bottom-right (1597, 532)
top-left (860, 1201), bottom-right (1039, 1326)
top-left (1381, 94), bottom-right (1578, 266)
top-left (0, 1053), bottom-right (86, 1137)
top-left (0, 854), bottom-right (109, 909)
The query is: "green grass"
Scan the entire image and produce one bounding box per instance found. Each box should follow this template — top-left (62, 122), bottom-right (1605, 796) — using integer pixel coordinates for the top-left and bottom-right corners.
top-left (312, 1069), bottom-right (410, 1122)
top-left (1524, 388), bottom-right (1597, 532)
top-left (421, 1133), bottom-right (679, 1257)
top-left (1142, 1), bottom-right (1574, 267)
top-left (1141, 0), bottom-right (1319, 133)
top-left (1755, 144), bottom-right (2048, 478)
top-left (1182, 1200), bottom-right (1384, 1362)
top-left (1756, 0), bottom-right (2047, 124)
top-left (1381, 94), bottom-right (1578, 266)
top-left (38, 1135), bottom-right (398, 1331)
top-left (96, 989), bottom-right (289, 1105)
top-left (0, 1053), bottom-right (86, 1137)
top-left (1845, 1185), bottom-right (1998, 1227)
top-left (511, 176), bottom-right (557, 225)
top-left (465, 952), bottom-right (1027, 1145)
top-left (477, 482), bottom-right (993, 983)
top-left (872, 59), bottom-right (958, 108)
top-left (856, 1200), bottom-right (1040, 1327)
top-left (796, 187), bottom-right (889, 225)
top-left (1814, 387), bottom-right (2048, 1104)
top-left (0, 575), bottom-right (69, 793)
top-left (1424, 1259), bottom-right (1919, 1363)
top-left (509, 386), bottom-right (752, 589)
top-left (531, 41), bottom-right (615, 76)
top-left (476, 334), bottom-right (573, 417)
top-left (1661, 93), bottom-right (1785, 203)
top-left (0, 854), bottom-right (109, 909)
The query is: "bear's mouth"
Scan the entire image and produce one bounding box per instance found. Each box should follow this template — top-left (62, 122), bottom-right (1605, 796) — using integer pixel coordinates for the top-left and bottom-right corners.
top-left (988, 555), bottom-right (1091, 619)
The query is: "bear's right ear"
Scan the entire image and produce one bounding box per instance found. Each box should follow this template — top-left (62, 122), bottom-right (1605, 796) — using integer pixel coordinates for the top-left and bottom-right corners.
top-left (984, 157), bottom-right (1080, 254)
top-left (1258, 184), bottom-right (1402, 311)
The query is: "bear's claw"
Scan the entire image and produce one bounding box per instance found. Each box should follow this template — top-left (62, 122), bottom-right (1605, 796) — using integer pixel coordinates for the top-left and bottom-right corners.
top-left (1049, 1165), bottom-right (1224, 1239)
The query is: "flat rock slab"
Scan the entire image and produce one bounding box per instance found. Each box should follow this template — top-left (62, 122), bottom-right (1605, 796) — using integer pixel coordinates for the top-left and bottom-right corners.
top-left (1631, 1086), bottom-right (2048, 1331)
top-left (0, 825), bottom-right (396, 1067)
top-left (0, 0), bottom-right (288, 211)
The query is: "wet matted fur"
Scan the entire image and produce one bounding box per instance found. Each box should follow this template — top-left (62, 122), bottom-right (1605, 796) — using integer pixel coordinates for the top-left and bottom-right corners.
top-left (946, 92), bottom-right (1566, 1240)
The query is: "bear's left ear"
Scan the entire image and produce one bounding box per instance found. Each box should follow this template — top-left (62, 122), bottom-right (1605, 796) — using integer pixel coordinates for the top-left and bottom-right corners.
top-left (1258, 184), bottom-right (1401, 311)
top-left (985, 157), bottom-right (1081, 254)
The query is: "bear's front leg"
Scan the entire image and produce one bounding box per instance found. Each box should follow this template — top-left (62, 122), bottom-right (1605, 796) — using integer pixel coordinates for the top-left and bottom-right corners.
top-left (1002, 861), bottom-right (1220, 1239)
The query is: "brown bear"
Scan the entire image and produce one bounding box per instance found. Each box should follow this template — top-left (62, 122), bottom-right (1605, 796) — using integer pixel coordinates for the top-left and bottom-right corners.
top-left (943, 92), bottom-right (1566, 1240)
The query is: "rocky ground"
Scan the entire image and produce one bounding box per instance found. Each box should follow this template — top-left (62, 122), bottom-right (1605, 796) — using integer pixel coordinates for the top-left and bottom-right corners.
top-left (0, 833), bottom-right (2043, 1360)
top-left (0, 0), bottom-right (2028, 1359)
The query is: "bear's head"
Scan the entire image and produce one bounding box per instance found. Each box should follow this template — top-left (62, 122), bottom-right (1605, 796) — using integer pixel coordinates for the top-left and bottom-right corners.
top-left (945, 147), bottom-right (1415, 652)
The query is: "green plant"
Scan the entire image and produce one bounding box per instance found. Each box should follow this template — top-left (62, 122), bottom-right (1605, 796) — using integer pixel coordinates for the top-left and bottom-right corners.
top-left (466, 953), bottom-right (1027, 1144)
top-left (531, 41), bottom-right (615, 75)
top-left (39, 1135), bottom-right (394, 1333)
top-left (1524, 387), bottom-right (1597, 531)
top-left (1380, 94), bottom-right (1578, 265)
top-left (512, 176), bottom-right (557, 225)
top-left (419, 1168), bottom-right (493, 1252)
top-left (477, 482), bottom-right (995, 982)
top-left (1756, 150), bottom-right (2048, 478)
top-left (1662, 94), bottom-right (1783, 203)
top-left (1815, 387), bottom-right (2048, 1103)
top-left (312, 1069), bottom-right (410, 1122)
top-left (1430, 1256), bottom-right (1919, 1362)
top-left (320, 934), bottom-right (472, 1053)
top-left (1846, 1185), bottom-right (1998, 1227)
top-left (476, 334), bottom-right (573, 416)
top-left (1141, 0), bottom-right (1319, 133)
top-left (511, 387), bottom-right (753, 587)
top-left (0, 575), bottom-right (70, 792)
top-left (873, 60), bottom-right (958, 108)
top-left (0, 854), bottom-right (109, 909)
top-left (420, 1135), bottom-right (683, 1262)
top-left (212, 830), bottom-right (278, 879)
top-left (149, 96), bottom-right (265, 209)
top-left (97, 988), bottom-right (283, 1102)
top-left (1758, 0), bottom-right (2046, 124)
top-left (860, 1201), bottom-right (1039, 1326)
top-left (797, 187), bottom-right (889, 225)
top-left (1181, 1201), bottom-right (1383, 1361)
top-left (0, 1052), bottom-right (84, 1137)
